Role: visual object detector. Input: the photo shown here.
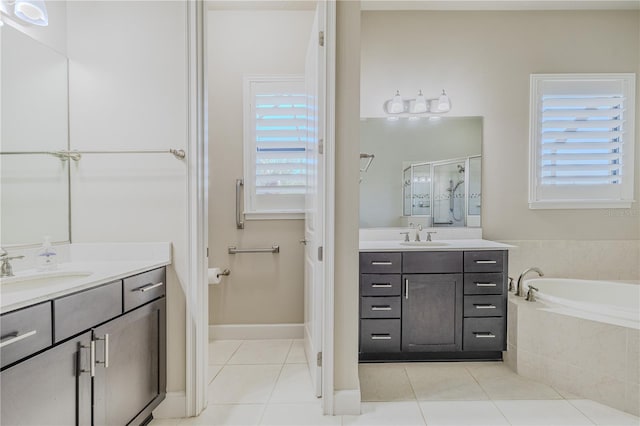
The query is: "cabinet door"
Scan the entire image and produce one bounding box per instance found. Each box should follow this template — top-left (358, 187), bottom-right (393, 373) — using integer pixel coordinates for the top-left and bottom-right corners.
top-left (402, 274), bottom-right (462, 352)
top-left (0, 331), bottom-right (92, 426)
top-left (93, 298), bottom-right (166, 426)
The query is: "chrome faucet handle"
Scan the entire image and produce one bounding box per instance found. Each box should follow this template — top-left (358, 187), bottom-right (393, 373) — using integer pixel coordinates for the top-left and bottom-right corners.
top-left (525, 285), bottom-right (539, 302)
top-left (399, 232), bottom-right (410, 242)
top-left (425, 231), bottom-right (437, 242)
top-left (508, 276), bottom-right (515, 292)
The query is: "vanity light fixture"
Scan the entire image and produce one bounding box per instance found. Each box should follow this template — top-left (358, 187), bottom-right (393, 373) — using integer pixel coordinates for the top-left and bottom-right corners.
top-left (383, 88), bottom-right (452, 116)
top-left (13, 0), bottom-right (48, 26)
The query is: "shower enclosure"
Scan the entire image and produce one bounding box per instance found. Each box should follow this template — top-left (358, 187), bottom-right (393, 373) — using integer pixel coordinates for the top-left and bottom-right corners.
top-left (402, 155), bottom-right (481, 227)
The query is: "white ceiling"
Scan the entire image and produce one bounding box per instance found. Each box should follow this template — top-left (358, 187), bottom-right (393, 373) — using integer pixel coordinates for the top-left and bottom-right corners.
top-left (361, 0), bottom-right (640, 11)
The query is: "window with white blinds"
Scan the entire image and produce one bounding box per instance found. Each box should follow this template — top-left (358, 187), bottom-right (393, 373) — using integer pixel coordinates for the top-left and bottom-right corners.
top-left (243, 76), bottom-right (307, 217)
top-left (529, 74), bottom-right (636, 209)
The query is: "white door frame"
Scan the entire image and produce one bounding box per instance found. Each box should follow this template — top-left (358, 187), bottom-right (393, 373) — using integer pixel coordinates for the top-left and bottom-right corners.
top-left (184, 0), bottom-right (336, 417)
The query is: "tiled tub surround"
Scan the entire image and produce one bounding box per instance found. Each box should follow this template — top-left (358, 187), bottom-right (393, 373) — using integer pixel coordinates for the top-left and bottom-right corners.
top-left (506, 295), bottom-right (640, 416)
top-left (502, 240), bottom-right (640, 281)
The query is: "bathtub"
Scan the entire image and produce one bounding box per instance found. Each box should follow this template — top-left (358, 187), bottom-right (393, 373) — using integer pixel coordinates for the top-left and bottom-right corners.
top-left (524, 278), bottom-right (640, 330)
top-left (508, 278), bottom-right (640, 416)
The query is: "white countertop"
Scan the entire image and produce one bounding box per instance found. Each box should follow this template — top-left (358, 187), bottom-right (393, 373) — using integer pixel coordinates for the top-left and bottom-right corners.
top-left (1, 242), bottom-right (171, 314)
top-left (359, 239), bottom-right (514, 252)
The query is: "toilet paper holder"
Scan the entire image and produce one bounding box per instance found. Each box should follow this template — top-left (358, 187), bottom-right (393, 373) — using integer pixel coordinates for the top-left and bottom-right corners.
top-left (217, 268), bottom-right (231, 278)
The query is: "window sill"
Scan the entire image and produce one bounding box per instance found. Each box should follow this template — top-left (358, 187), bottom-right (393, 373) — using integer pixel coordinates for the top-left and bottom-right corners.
top-left (244, 211), bottom-right (305, 220)
top-left (528, 200), bottom-right (634, 210)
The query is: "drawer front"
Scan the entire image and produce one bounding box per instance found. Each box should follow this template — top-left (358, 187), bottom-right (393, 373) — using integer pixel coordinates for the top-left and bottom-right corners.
top-left (360, 253), bottom-right (402, 274)
top-left (124, 267), bottom-right (166, 312)
top-left (54, 280), bottom-right (122, 343)
top-left (360, 274), bottom-right (401, 297)
top-left (463, 295), bottom-right (504, 317)
top-left (463, 317), bottom-right (505, 351)
top-left (464, 273), bottom-right (505, 295)
top-left (464, 251), bottom-right (506, 273)
top-left (1, 302), bottom-right (52, 369)
top-left (360, 296), bottom-right (401, 319)
top-left (403, 251), bottom-right (463, 274)
top-left (360, 319), bottom-right (400, 353)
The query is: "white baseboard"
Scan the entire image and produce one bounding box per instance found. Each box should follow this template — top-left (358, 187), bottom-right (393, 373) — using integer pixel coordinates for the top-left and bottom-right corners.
top-left (153, 391), bottom-right (186, 419)
top-left (333, 389), bottom-right (361, 415)
top-left (209, 323), bottom-right (304, 340)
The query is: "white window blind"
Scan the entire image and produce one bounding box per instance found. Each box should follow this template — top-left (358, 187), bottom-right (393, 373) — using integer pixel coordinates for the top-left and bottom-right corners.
top-left (243, 76), bottom-right (307, 217)
top-left (529, 74), bottom-right (636, 209)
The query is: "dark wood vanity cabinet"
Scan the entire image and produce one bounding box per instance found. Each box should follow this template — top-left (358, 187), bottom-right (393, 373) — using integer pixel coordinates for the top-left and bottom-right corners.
top-left (360, 251), bottom-right (507, 361)
top-left (0, 267), bottom-right (166, 426)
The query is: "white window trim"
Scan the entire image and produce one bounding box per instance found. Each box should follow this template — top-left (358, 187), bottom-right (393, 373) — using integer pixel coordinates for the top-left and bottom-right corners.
top-left (528, 73), bottom-right (636, 210)
top-left (243, 74), bottom-right (305, 220)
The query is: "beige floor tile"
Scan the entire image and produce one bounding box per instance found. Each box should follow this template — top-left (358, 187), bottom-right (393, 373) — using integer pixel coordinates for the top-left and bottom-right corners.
top-left (270, 364), bottom-right (318, 403)
top-left (285, 339), bottom-right (307, 364)
top-left (208, 365), bottom-right (282, 404)
top-left (359, 363), bottom-right (416, 402)
top-left (477, 372), bottom-right (563, 400)
top-left (343, 401), bottom-right (426, 425)
top-left (419, 401), bottom-right (510, 426)
top-left (494, 400), bottom-right (594, 425)
top-left (569, 400), bottom-right (640, 426)
top-left (464, 361), bottom-right (515, 381)
top-left (179, 404), bottom-right (264, 425)
top-left (209, 340), bottom-right (242, 365)
top-left (149, 419), bottom-right (181, 426)
top-left (260, 402), bottom-right (340, 426)
top-left (405, 364), bottom-right (488, 400)
top-left (227, 340), bottom-right (292, 365)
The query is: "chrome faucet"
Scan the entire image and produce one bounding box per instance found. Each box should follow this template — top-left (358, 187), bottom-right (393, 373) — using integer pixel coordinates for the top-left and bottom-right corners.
top-left (425, 231), bottom-right (437, 242)
top-left (516, 267), bottom-right (544, 297)
top-left (0, 248), bottom-right (25, 278)
top-left (415, 224), bottom-right (423, 242)
top-left (399, 231), bottom-right (410, 242)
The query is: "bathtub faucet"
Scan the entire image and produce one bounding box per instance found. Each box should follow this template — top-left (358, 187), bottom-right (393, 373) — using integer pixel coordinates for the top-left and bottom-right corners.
top-left (516, 267), bottom-right (544, 297)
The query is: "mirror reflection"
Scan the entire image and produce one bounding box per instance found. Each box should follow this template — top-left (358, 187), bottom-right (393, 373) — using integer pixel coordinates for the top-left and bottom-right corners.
top-left (360, 117), bottom-right (482, 228)
top-left (1, 25), bottom-right (70, 246)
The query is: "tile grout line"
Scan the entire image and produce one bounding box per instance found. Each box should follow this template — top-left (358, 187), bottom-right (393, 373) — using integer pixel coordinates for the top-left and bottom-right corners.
top-left (404, 365), bottom-right (429, 425)
top-left (564, 400), bottom-right (603, 426)
top-left (488, 400), bottom-right (514, 425)
top-left (257, 340), bottom-right (293, 425)
top-left (463, 364), bottom-right (492, 401)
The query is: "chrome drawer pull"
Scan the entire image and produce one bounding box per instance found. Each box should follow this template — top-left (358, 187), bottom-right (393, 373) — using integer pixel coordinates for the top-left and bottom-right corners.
top-left (371, 334), bottom-right (392, 340)
top-left (371, 261), bottom-right (392, 265)
top-left (474, 332), bottom-right (496, 338)
top-left (95, 334), bottom-right (109, 368)
top-left (405, 279), bottom-right (409, 300)
top-left (81, 340), bottom-right (96, 377)
top-left (135, 282), bottom-right (164, 292)
top-left (372, 283), bottom-right (392, 288)
top-left (0, 330), bottom-right (37, 348)
top-left (475, 282), bottom-right (497, 287)
top-left (474, 304), bottom-right (497, 309)
top-left (371, 306), bottom-right (392, 311)
top-left (475, 260), bottom-right (497, 264)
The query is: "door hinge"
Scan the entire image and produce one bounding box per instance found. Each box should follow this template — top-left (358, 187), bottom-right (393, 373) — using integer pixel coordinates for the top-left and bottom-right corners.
top-left (318, 246), bottom-right (323, 262)
top-left (317, 351), bottom-right (322, 367)
top-left (319, 31), bottom-right (324, 47)
top-left (318, 138), bottom-right (324, 154)
top-left (206, 247), bottom-right (209, 258)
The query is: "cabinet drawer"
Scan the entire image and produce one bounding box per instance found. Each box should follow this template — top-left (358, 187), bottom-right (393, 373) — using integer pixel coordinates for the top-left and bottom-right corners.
top-left (463, 295), bottom-right (504, 317)
top-left (464, 251), bottom-right (506, 273)
top-left (463, 317), bottom-right (505, 351)
top-left (1, 302), bottom-right (52, 369)
top-left (124, 267), bottom-right (166, 312)
top-left (403, 251), bottom-right (462, 273)
top-left (360, 296), bottom-right (400, 319)
top-left (54, 280), bottom-right (122, 343)
top-left (464, 273), bottom-right (505, 295)
top-left (360, 253), bottom-right (402, 274)
top-left (360, 274), bottom-right (401, 296)
top-left (360, 319), bottom-right (400, 353)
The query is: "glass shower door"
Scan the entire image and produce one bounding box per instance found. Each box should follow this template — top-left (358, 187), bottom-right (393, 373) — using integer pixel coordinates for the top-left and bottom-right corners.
top-left (432, 160), bottom-right (466, 227)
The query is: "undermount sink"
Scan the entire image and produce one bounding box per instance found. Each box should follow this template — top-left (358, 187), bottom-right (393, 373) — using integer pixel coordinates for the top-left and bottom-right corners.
top-left (399, 241), bottom-right (449, 247)
top-left (0, 270), bottom-right (93, 291)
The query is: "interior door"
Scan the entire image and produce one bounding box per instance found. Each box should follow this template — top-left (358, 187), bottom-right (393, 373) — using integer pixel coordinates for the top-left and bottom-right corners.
top-left (303, 2), bottom-right (325, 398)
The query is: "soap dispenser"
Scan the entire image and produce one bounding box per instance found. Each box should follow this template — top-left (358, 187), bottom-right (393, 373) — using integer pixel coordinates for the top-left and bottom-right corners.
top-left (36, 236), bottom-right (58, 271)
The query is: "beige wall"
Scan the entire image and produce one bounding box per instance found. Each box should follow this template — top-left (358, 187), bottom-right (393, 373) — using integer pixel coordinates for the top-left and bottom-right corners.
top-left (207, 10), bottom-right (313, 325)
top-left (334, 0), bottom-right (361, 398)
top-left (361, 10), bottom-right (640, 241)
top-left (67, 1), bottom-right (188, 393)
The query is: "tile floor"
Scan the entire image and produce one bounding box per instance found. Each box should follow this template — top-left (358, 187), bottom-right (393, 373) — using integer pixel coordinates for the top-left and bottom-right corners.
top-left (151, 340), bottom-right (640, 426)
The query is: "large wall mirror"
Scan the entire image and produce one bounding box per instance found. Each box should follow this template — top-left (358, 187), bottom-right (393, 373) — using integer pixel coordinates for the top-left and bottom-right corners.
top-left (360, 117), bottom-right (482, 228)
top-left (1, 25), bottom-right (70, 246)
